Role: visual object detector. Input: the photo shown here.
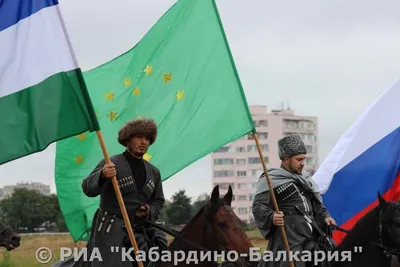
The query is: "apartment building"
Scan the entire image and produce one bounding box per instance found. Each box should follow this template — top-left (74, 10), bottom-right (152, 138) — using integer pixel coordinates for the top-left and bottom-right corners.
top-left (211, 105), bottom-right (318, 224)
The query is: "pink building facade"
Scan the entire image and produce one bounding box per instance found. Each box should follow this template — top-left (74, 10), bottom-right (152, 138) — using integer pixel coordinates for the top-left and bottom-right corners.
top-left (211, 105), bottom-right (318, 224)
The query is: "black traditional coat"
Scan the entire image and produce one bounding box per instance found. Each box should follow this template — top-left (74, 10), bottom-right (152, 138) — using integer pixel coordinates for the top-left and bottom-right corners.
top-left (52, 153), bottom-right (167, 267)
top-left (252, 167), bottom-right (332, 267)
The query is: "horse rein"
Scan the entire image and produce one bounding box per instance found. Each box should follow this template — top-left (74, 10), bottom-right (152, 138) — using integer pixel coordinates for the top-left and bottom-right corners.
top-left (330, 204), bottom-right (400, 260)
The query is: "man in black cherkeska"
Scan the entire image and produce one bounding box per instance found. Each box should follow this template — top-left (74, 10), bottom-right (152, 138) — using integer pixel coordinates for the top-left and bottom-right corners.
top-left (252, 134), bottom-right (336, 267)
top-left (52, 118), bottom-right (167, 267)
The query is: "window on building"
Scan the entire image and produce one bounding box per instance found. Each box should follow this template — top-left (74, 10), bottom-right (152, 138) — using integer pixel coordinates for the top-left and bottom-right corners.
top-left (236, 146), bottom-right (245, 152)
top-left (257, 120), bottom-right (268, 127)
top-left (238, 195), bottom-right (247, 201)
top-left (250, 169), bottom-right (262, 177)
top-left (237, 171), bottom-right (247, 177)
top-left (214, 170), bottom-right (234, 177)
top-left (247, 145), bottom-right (257, 152)
top-left (284, 120), bottom-right (299, 129)
top-left (236, 158), bottom-right (246, 165)
top-left (258, 132), bottom-right (268, 139)
top-left (249, 193), bottom-right (255, 201)
top-left (302, 134), bottom-right (316, 142)
top-left (306, 157), bottom-right (315, 165)
top-left (261, 144), bottom-right (268, 152)
top-left (238, 208), bottom-right (247, 214)
top-left (237, 183), bottom-right (249, 189)
top-left (215, 183), bottom-right (234, 190)
top-left (247, 133), bottom-right (254, 140)
top-left (305, 145), bottom-right (313, 153)
top-left (248, 157), bottom-right (260, 164)
top-left (248, 157), bottom-right (268, 164)
top-left (213, 158), bottom-right (234, 165)
top-left (215, 146), bottom-right (230, 152)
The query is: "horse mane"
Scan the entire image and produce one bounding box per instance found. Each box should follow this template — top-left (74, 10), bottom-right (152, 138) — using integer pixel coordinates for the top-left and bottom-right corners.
top-left (337, 203), bottom-right (381, 250)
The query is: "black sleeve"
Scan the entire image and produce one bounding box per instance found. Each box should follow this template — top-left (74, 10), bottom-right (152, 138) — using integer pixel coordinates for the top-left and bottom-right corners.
top-left (81, 159), bottom-right (109, 197)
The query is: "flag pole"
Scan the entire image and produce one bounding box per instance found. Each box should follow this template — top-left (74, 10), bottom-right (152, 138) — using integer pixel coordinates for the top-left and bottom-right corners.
top-left (54, 5), bottom-right (143, 267)
top-left (252, 131), bottom-right (294, 267)
top-left (95, 131), bottom-right (144, 267)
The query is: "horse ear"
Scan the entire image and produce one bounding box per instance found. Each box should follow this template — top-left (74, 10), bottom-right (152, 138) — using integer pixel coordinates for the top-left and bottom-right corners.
top-left (378, 191), bottom-right (388, 208)
top-left (223, 185), bottom-right (233, 205)
top-left (211, 185), bottom-right (219, 202)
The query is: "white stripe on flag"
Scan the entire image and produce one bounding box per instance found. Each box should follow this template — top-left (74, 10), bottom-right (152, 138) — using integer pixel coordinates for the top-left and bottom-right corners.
top-left (0, 5), bottom-right (77, 99)
top-left (314, 79), bottom-right (400, 194)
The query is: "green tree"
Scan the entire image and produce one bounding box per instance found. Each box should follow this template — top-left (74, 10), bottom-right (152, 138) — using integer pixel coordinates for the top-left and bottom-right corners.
top-left (0, 188), bottom-right (67, 232)
top-left (166, 189), bottom-right (192, 226)
top-left (191, 193), bottom-right (210, 216)
top-left (0, 188), bottom-right (47, 232)
top-left (157, 200), bottom-right (170, 225)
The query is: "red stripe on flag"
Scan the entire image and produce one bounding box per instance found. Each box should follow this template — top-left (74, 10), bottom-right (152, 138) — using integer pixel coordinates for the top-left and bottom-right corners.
top-left (333, 172), bottom-right (400, 244)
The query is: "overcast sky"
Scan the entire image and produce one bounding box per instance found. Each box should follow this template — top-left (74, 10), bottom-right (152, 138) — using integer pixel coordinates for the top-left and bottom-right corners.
top-left (1, 0), bottom-right (400, 201)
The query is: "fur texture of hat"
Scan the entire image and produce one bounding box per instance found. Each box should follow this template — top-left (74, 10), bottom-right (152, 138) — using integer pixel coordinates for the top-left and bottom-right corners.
top-left (278, 134), bottom-right (306, 159)
top-left (118, 118), bottom-right (157, 146)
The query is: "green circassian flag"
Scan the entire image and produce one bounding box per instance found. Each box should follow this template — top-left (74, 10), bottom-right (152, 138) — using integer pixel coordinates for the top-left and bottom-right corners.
top-left (55, 0), bottom-right (255, 241)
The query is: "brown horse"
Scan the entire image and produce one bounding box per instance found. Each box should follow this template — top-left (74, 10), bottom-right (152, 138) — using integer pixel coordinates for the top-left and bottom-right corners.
top-left (0, 223), bottom-right (20, 251)
top-left (147, 185), bottom-right (255, 267)
top-left (51, 185), bottom-right (256, 267)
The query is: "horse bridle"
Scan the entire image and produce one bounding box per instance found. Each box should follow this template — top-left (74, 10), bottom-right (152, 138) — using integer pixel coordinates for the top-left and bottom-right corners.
top-left (331, 203), bottom-right (400, 261)
top-left (146, 199), bottom-right (249, 266)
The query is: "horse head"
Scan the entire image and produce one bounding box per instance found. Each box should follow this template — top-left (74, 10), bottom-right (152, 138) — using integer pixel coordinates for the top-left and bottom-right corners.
top-left (202, 185), bottom-right (253, 255)
top-left (377, 192), bottom-right (400, 260)
top-left (0, 223), bottom-right (20, 251)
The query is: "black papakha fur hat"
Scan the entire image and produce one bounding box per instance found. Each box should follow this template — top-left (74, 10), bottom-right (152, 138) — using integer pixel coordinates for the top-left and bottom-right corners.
top-left (117, 118), bottom-right (157, 146)
top-left (278, 134), bottom-right (307, 159)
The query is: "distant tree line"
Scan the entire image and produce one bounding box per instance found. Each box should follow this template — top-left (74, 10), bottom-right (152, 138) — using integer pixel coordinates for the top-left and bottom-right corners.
top-left (0, 188), bottom-right (255, 233)
top-left (0, 188), bottom-right (67, 233)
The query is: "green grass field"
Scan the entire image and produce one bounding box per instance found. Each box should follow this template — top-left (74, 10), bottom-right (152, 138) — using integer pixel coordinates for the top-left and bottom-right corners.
top-left (0, 230), bottom-right (266, 267)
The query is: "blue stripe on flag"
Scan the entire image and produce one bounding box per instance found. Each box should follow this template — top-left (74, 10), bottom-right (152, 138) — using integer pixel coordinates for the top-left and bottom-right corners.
top-left (322, 126), bottom-right (400, 225)
top-left (0, 0), bottom-right (58, 32)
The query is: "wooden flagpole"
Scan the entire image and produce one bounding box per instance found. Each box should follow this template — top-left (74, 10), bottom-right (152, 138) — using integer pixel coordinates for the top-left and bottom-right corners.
top-left (54, 5), bottom-right (142, 266)
top-left (253, 132), bottom-right (294, 267)
top-left (96, 131), bottom-right (144, 267)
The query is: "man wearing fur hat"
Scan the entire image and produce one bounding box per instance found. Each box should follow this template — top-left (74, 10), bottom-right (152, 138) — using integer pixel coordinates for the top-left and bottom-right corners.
top-left (252, 134), bottom-right (336, 267)
top-left (53, 118), bottom-right (167, 267)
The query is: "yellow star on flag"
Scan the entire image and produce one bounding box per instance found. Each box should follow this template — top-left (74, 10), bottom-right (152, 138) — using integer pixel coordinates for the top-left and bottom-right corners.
top-left (133, 87), bottom-right (140, 96)
top-left (107, 111), bottom-right (117, 121)
top-left (124, 78), bottom-right (132, 87)
top-left (176, 90), bottom-right (184, 101)
top-left (137, 114), bottom-right (142, 119)
top-left (163, 73), bottom-right (172, 84)
top-left (76, 133), bottom-right (86, 141)
top-left (104, 91), bottom-right (114, 101)
top-left (144, 65), bottom-right (153, 76)
top-left (143, 153), bottom-right (152, 161)
top-left (74, 155), bottom-right (84, 165)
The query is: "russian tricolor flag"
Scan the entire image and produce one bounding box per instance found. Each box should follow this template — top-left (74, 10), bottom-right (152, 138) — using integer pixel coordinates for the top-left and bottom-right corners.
top-left (313, 79), bottom-right (400, 244)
